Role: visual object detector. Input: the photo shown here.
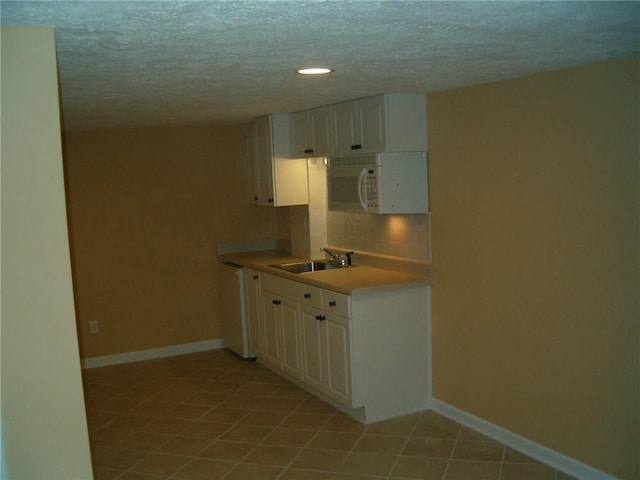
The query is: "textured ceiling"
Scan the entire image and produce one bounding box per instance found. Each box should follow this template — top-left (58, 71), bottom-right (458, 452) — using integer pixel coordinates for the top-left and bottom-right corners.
top-left (2, 1), bottom-right (639, 131)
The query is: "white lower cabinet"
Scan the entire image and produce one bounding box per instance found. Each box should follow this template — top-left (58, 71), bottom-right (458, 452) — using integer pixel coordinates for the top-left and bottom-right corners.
top-left (244, 269), bottom-right (263, 355)
top-left (260, 273), bottom-right (320, 381)
top-left (280, 298), bottom-right (303, 379)
top-left (260, 292), bottom-right (281, 367)
top-left (251, 271), bottom-right (430, 424)
top-left (323, 312), bottom-right (351, 405)
top-left (260, 290), bottom-right (303, 380)
top-left (300, 304), bottom-right (352, 405)
top-left (300, 305), bottom-right (325, 392)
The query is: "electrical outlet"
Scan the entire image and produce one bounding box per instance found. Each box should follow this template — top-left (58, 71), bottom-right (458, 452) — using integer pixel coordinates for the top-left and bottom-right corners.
top-left (89, 320), bottom-right (99, 335)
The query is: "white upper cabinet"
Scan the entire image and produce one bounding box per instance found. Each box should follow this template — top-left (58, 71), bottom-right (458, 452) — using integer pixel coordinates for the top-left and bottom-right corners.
top-left (332, 93), bottom-right (427, 156)
top-left (356, 95), bottom-right (387, 154)
top-left (245, 122), bottom-right (259, 203)
top-left (246, 93), bottom-right (425, 206)
top-left (290, 106), bottom-right (333, 158)
top-left (290, 110), bottom-right (309, 158)
top-left (246, 113), bottom-right (309, 206)
top-left (331, 100), bottom-right (361, 156)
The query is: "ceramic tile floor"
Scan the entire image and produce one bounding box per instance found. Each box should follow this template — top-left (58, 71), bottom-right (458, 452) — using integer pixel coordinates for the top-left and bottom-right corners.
top-left (83, 349), bottom-right (578, 480)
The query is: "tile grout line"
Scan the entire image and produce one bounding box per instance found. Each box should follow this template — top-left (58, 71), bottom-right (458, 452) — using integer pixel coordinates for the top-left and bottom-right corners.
top-left (219, 389), bottom-right (317, 480)
top-left (383, 413), bottom-right (422, 480)
top-left (321, 412), bottom-right (368, 480)
top-left (88, 355), bottom-right (287, 478)
top-left (173, 371), bottom-right (329, 480)
top-left (156, 366), bottom-right (249, 477)
top-left (173, 366), bottom-right (282, 479)
top-left (269, 409), bottom-right (347, 480)
top-left (162, 356), bottom-right (250, 478)
top-left (91, 380), bottom-right (161, 479)
top-left (96, 360), bottom-right (249, 479)
top-left (439, 421), bottom-right (463, 480)
top-left (497, 439), bottom-right (506, 480)
top-left (86, 352), bottom-right (574, 480)
top-left (110, 368), bottom-right (223, 480)
top-left (227, 366), bottom-right (369, 479)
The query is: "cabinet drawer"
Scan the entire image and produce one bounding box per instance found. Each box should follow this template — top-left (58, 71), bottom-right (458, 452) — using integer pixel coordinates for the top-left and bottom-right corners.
top-left (291, 282), bottom-right (322, 309)
top-left (261, 273), bottom-right (322, 309)
top-left (323, 290), bottom-right (351, 318)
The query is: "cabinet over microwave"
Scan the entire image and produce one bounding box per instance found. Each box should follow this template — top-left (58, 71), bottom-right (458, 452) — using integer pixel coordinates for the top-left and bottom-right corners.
top-left (327, 152), bottom-right (428, 214)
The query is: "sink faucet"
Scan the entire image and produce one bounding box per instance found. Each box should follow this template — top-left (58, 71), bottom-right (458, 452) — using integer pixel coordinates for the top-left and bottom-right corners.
top-left (321, 248), bottom-right (353, 266)
top-left (321, 247), bottom-right (340, 263)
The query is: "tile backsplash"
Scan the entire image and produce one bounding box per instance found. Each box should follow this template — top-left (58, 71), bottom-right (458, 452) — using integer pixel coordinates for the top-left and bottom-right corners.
top-left (327, 211), bottom-right (431, 262)
top-left (283, 158), bottom-right (431, 263)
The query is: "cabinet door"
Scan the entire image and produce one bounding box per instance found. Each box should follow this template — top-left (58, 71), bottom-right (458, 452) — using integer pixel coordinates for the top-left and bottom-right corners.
top-left (300, 306), bottom-right (325, 392)
top-left (290, 110), bottom-right (310, 158)
top-left (325, 313), bottom-right (351, 405)
top-left (308, 106), bottom-right (333, 157)
top-left (291, 107), bottom-right (333, 158)
top-left (358, 95), bottom-right (387, 154)
top-left (280, 298), bottom-right (303, 380)
top-left (254, 115), bottom-right (275, 206)
top-left (248, 114), bottom-right (309, 207)
top-left (261, 292), bottom-right (281, 367)
top-left (244, 269), bottom-right (262, 355)
top-left (245, 123), bottom-right (259, 203)
top-left (332, 100), bottom-right (360, 156)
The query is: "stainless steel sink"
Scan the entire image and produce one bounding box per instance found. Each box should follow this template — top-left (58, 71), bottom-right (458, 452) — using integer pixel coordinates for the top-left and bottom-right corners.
top-left (269, 260), bottom-right (354, 274)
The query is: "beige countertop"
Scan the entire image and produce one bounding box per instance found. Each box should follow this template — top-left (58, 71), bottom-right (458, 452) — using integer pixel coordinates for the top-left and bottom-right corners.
top-left (218, 250), bottom-right (430, 295)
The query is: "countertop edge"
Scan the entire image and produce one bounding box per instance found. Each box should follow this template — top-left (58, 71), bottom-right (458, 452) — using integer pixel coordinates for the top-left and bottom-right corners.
top-left (218, 250), bottom-right (430, 295)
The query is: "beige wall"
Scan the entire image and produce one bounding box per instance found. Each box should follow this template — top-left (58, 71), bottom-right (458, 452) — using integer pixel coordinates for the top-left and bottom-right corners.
top-left (1, 27), bottom-right (93, 478)
top-left (63, 125), bottom-right (277, 359)
top-left (428, 57), bottom-right (639, 479)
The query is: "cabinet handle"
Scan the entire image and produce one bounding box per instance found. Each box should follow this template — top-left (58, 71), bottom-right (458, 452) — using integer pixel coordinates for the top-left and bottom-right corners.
top-left (304, 293), bottom-right (311, 299)
top-left (272, 299), bottom-right (281, 305)
top-left (268, 198), bottom-right (274, 204)
top-left (254, 196), bottom-right (258, 201)
top-left (315, 315), bottom-right (326, 321)
top-left (329, 301), bottom-right (336, 307)
top-left (253, 275), bottom-right (259, 280)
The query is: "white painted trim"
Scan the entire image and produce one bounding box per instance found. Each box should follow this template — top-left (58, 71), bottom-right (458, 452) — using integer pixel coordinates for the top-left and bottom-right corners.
top-left (81, 339), bottom-right (224, 369)
top-left (430, 398), bottom-right (620, 480)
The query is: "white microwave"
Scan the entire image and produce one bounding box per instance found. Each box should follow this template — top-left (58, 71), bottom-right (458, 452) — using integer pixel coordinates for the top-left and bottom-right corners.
top-left (327, 152), bottom-right (428, 214)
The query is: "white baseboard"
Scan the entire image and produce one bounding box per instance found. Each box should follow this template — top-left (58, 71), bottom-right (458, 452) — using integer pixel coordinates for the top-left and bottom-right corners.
top-left (430, 398), bottom-right (620, 480)
top-left (82, 339), bottom-right (224, 369)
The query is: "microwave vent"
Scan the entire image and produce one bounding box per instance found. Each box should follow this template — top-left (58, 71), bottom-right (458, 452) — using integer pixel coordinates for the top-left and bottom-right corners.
top-left (327, 152), bottom-right (426, 168)
top-left (327, 155), bottom-right (381, 168)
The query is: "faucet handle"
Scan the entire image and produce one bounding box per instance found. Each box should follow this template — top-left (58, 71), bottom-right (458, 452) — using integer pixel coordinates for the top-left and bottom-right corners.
top-left (321, 247), bottom-right (337, 260)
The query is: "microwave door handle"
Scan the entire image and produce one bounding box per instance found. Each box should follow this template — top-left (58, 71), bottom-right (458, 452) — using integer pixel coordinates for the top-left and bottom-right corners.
top-left (358, 168), bottom-right (368, 211)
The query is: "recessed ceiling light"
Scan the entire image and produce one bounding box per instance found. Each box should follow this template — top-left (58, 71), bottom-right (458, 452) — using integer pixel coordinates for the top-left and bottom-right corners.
top-left (297, 67), bottom-right (334, 75)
